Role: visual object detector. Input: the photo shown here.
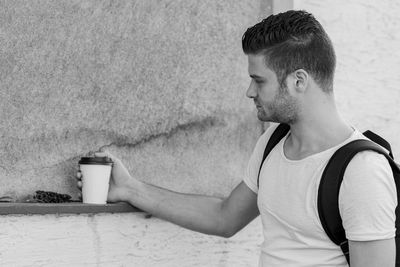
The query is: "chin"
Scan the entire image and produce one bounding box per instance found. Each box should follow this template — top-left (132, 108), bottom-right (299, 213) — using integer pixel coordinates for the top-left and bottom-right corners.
top-left (257, 113), bottom-right (286, 124)
top-left (256, 113), bottom-right (271, 122)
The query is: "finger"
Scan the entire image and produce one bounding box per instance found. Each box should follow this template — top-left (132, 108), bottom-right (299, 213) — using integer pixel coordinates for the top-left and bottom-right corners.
top-left (77, 180), bottom-right (82, 189)
top-left (94, 151), bottom-right (109, 157)
top-left (76, 171), bottom-right (82, 179)
top-left (78, 192), bottom-right (82, 200)
top-left (94, 151), bottom-right (116, 162)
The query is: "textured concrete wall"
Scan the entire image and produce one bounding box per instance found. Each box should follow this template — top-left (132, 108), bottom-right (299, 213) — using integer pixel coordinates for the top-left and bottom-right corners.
top-left (0, 0), bottom-right (268, 200)
top-left (300, 0), bottom-right (400, 159)
top-left (0, 212), bottom-right (262, 267)
top-left (1, 1), bottom-right (270, 266)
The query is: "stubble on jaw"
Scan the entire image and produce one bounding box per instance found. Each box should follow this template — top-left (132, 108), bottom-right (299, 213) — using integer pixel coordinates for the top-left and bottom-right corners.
top-left (257, 86), bottom-right (299, 125)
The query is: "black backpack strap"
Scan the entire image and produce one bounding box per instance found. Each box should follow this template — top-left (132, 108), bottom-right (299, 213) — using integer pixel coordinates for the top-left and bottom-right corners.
top-left (363, 130), bottom-right (394, 159)
top-left (318, 139), bottom-right (400, 265)
top-left (257, 123), bottom-right (290, 188)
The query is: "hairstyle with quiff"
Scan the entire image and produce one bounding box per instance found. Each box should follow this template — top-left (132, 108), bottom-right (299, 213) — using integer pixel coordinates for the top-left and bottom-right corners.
top-left (242, 10), bottom-right (336, 92)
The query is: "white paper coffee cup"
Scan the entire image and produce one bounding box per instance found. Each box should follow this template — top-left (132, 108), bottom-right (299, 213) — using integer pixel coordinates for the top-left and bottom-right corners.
top-left (79, 157), bottom-right (113, 204)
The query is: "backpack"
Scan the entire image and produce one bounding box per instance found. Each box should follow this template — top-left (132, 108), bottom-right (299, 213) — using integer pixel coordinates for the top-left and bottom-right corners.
top-left (256, 123), bottom-right (400, 266)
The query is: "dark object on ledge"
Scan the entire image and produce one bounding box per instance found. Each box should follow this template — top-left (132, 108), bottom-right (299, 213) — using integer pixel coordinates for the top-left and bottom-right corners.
top-left (33, 190), bottom-right (75, 203)
top-left (0, 196), bottom-right (14, 202)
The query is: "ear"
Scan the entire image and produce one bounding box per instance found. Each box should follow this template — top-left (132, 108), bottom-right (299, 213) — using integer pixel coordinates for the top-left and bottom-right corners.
top-left (291, 69), bottom-right (309, 93)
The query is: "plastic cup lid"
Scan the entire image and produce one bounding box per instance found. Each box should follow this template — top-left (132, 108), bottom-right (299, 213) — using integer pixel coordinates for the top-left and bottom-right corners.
top-left (79, 156), bottom-right (113, 165)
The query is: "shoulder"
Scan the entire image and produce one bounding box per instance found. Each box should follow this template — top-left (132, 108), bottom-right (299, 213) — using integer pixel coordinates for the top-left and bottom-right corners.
top-left (338, 141), bottom-right (397, 241)
top-left (348, 150), bottom-right (391, 172)
top-left (342, 137), bottom-right (394, 197)
top-left (342, 129), bottom-right (393, 179)
top-left (243, 123), bottom-right (282, 193)
top-left (345, 141), bottom-right (393, 181)
top-left (249, 122), bottom-right (283, 165)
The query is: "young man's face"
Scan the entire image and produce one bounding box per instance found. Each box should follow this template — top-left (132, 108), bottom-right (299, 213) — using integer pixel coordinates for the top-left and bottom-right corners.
top-left (246, 54), bottom-right (299, 124)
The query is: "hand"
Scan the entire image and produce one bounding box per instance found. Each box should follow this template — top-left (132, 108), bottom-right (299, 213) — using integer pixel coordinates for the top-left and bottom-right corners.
top-left (76, 150), bottom-right (136, 203)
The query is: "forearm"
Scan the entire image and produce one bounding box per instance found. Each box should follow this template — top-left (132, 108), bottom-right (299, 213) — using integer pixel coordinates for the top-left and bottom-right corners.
top-left (123, 180), bottom-right (228, 237)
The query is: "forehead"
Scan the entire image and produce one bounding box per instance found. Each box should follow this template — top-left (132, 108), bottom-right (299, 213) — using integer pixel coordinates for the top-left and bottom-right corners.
top-left (247, 54), bottom-right (275, 78)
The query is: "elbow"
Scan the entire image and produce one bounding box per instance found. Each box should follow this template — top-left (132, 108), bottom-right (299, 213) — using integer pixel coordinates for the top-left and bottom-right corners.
top-left (215, 203), bottom-right (239, 238)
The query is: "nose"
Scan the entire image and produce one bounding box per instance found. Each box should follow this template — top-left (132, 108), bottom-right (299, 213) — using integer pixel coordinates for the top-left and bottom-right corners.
top-left (246, 80), bottom-right (257, 99)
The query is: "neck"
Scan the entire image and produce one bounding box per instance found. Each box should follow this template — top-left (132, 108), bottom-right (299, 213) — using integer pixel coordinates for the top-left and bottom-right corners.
top-left (285, 95), bottom-right (353, 159)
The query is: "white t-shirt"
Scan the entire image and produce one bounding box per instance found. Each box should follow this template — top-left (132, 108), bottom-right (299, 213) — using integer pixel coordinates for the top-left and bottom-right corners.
top-left (243, 123), bottom-right (397, 267)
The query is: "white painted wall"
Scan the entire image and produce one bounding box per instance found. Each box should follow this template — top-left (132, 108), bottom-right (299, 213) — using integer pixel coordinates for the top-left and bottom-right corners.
top-left (298, 0), bottom-right (400, 158)
top-left (0, 213), bottom-right (262, 267)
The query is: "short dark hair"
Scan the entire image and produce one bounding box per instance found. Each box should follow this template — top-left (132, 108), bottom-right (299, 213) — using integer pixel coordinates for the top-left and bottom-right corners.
top-left (242, 10), bottom-right (336, 92)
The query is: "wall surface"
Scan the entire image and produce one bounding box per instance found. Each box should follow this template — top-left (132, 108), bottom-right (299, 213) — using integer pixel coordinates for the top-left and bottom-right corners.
top-left (1, 0), bottom-right (269, 266)
top-left (0, 0), bottom-right (267, 200)
top-left (300, 0), bottom-right (400, 158)
top-left (0, 212), bottom-right (262, 267)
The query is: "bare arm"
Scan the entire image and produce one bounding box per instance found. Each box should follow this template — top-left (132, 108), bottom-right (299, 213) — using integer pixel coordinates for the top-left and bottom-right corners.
top-left (79, 151), bottom-right (259, 237)
top-left (124, 180), bottom-right (259, 237)
top-left (349, 238), bottom-right (395, 267)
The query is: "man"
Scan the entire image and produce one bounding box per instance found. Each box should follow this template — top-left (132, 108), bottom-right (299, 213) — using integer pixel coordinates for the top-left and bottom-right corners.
top-left (77, 10), bottom-right (396, 266)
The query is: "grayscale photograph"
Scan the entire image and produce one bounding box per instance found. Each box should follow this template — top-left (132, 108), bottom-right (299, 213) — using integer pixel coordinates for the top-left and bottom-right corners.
top-left (0, 0), bottom-right (399, 266)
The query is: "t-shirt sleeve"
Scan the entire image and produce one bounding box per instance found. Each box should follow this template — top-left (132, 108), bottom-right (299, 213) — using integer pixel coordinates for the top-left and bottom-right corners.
top-left (338, 151), bottom-right (397, 241)
top-left (243, 123), bottom-right (280, 194)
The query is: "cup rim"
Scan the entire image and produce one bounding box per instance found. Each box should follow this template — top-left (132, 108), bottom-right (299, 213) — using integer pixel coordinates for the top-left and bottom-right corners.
top-left (79, 156), bottom-right (113, 165)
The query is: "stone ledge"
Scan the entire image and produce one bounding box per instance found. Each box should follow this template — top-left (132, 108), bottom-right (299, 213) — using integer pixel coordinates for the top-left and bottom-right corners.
top-left (0, 202), bottom-right (140, 215)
